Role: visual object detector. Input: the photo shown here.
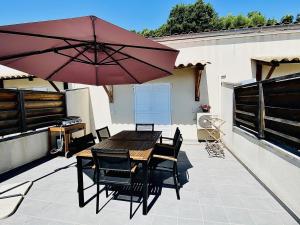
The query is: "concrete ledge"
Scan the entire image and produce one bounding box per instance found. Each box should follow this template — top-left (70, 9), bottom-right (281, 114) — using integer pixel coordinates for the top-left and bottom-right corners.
top-left (233, 126), bottom-right (300, 168)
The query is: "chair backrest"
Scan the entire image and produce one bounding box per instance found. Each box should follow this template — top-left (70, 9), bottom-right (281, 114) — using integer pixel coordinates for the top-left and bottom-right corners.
top-left (96, 126), bottom-right (111, 142)
top-left (71, 133), bottom-right (95, 150)
top-left (135, 123), bottom-right (154, 132)
top-left (174, 133), bottom-right (183, 159)
top-left (92, 148), bottom-right (131, 173)
top-left (173, 127), bottom-right (180, 146)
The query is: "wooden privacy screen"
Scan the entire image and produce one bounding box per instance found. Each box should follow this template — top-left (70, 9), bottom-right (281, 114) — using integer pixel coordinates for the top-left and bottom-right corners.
top-left (0, 90), bottom-right (22, 136)
top-left (0, 89), bottom-right (66, 136)
top-left (234, 73), bottom-right (300, 157)
top-left (233, 83), bottom-right (259, 134)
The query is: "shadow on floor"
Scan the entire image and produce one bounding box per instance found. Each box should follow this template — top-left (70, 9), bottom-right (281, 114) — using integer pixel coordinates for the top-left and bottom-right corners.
top-left (81, 150), bottom-right (193, 216)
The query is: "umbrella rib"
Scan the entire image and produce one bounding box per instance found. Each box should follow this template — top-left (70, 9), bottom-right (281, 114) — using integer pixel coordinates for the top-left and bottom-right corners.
top-left (45, 47), bottom-right (89, 80)
top-left (55, 51), bottom-right (92, 64)
top-left (64, 40), bottom-right (94, 63)
top-left (0, 29), bottom-right (92, 44)
top-left (102, 48), bottom-right (140, 83)
top-left (97, 46), bottom-right (125, 64)
top-left (0, 43), bottom-right (90, 62)
top-left (100, 57), bottom-right (130, 65)
top-left (102, 42), bottom-right (179, 53)
top-left (105, 45), bottom-right (173, 75)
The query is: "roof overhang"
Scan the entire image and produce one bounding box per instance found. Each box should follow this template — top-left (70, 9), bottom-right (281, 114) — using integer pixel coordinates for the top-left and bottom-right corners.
top-left (253, 56), bottom-right (300, 66)
top-left (0, 65), bottom-right (33, 80)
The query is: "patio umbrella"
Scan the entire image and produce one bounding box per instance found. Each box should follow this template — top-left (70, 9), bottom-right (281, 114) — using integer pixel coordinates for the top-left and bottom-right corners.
top-left (0, 16), bottom-right (179, 85)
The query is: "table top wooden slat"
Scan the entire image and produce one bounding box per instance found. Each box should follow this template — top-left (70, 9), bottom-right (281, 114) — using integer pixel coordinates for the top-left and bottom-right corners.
top-left (76, 130), bottom-right (161, 161)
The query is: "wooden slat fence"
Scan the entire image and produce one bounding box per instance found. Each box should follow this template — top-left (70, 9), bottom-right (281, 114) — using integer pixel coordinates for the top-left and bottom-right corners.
top-left (0, 89), bottom-right (66, 136)
top-left (234, 73), bottom-right (300, 157)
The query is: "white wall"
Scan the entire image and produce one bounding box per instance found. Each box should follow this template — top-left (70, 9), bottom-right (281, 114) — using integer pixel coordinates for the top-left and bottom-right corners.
top-left (70, 67), bottom-right (210, 140)
top-left (66, 88), bottom-right (92, 135)
top-left (221, 83), bottom-right (300, 218)
top-left (0, 131), bottom-right (48, 174)
top-left (4, 77), bottom-right (64, 91)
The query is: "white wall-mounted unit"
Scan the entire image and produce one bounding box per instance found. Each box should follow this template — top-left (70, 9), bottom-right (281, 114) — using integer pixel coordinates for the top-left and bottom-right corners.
top-left (196, 112), bottom-right (220, 141)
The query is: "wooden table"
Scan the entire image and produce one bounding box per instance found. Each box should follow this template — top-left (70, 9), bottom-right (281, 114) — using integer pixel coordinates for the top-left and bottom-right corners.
top-left (76, 130), bottom-right (162, 215)
top-left (48, 123), bottom-right (86, 157)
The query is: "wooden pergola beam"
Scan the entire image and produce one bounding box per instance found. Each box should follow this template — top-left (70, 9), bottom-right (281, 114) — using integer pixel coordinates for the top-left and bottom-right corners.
top-left (48, 80), bottom-right (60, 92)
top-left (265, 64), bottom-right (278, 80)
top-left (103, 85), bottom-right (113, 103)
top-left (194, 65), bottom-right (204, 101)
top-left (256, 63), bottom-right (263, 81)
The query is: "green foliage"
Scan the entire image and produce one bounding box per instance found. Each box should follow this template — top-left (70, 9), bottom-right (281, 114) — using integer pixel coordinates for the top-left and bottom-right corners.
top-left (234, 14), bottom-right (250, 28)
top-left (136, 1), bottom-right (300, 37)
top-left (281, 14), bottom-right (294, 24)
top-left (266, 18), bottom-right (278, 26)
top-left (296, 14), bottom-right (300, 23)
top-left (166, 0), bottom-right (218, 34)
top-left (247, 11), bottom-right (266, 26)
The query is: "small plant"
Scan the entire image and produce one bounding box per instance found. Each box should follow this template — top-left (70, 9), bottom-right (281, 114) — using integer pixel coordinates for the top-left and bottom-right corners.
top-left (200, 104), bottom-right (211, 112)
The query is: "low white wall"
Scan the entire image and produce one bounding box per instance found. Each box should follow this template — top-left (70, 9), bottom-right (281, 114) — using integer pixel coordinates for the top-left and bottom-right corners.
top-left (221, 83), bottom-right (300, 218)
top-left (0, 131), bottom-right (48, 174)
top-left (66, 88), bottom-right (92, 135)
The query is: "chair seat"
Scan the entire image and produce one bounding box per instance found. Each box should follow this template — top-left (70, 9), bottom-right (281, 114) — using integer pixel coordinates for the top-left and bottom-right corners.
top-left (149, 158), bottom-right (174, 171)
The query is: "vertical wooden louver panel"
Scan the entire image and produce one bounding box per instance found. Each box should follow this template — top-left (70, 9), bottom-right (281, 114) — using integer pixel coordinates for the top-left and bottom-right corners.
top-left (234, 73), bottom-right (300, 157)
top-left (0, 89), bottom-right (66, 137)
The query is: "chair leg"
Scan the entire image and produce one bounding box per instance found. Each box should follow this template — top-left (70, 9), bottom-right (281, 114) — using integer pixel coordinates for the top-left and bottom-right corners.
top-left (130, 184), bottom-right (133, 219)
top-left (105, 185), bottom-right (109, 198)
top-left (173, 163), bottom-right (180, 200)
top-left (96, 183), bottom-right (100, 213)
top-left (93, 170), bottom-right (96, 183)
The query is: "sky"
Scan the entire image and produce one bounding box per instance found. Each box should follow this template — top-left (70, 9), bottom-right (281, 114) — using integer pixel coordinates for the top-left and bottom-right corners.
top-left (0, 0), bottom-right (299, 31)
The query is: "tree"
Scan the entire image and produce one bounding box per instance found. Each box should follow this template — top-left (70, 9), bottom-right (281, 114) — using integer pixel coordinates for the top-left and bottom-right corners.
top-left (281, 14), bottom-right (294, 24)
top-left (247, 11), bottom-right (266, 26)
top-left (266, 18), bottom-right (278, 26)
top-left (137, 1), bottom-right (297, 37)
top-left (165, 0), bottom-right (218, 34)
top-left (234, 14), bottom-right (250, 28)
top-left (219, 14), bottom-right (235, 29)
top-left (296, 14), bottom-right (300, 23)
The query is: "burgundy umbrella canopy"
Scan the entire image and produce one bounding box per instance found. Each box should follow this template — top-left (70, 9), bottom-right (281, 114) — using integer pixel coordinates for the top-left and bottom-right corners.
top-left (0, 16), bottom-right (179, 85)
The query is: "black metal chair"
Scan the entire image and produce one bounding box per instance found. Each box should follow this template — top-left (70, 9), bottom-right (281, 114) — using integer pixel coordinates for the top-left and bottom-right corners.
top-left (70, 133), bottom-right (96, 151)
top-left (69, 133), bottom-right (97, 181)
top-left (159, 127), bottom-right (180, 146)
top-left (91, 148), bottom-right (137, 218)
top-left (96, 126), bottom-right (111, 142)
top-left (149, 128), bottom-right (183, 200)
top-left (135, 123), bottom-right (154, 132)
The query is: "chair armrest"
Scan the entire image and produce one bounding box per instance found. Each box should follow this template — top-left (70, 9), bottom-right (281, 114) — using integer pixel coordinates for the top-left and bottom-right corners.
top-left (153, 154), bottom-right (177, 162)
top-left (160, 136), bottom-right (174, 144)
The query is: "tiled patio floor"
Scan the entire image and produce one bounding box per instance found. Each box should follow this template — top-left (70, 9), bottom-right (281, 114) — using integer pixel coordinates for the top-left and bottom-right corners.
top-left (1, 141), bottom-right (298, 225)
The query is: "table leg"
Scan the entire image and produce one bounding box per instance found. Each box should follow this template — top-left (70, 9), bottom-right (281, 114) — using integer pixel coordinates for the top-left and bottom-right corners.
top-left (48, 129), bottom-right (52, 152)
top-left (64, 132), bottom-right (69, 157)
top-left (77, 157), bottom-right (84, 207)
top-left (142, 160), bottom-right (149, 215)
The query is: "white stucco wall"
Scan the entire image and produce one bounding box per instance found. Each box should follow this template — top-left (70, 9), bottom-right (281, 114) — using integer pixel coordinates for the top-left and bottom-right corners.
top-left (0, 131), bottom-right (48, 174)
top-left (221, 83), bottom-right (300, 218)
top-left (70, 67), bottom-right (210, 140)
top-left (3, 77), bottom-right (64, 91)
